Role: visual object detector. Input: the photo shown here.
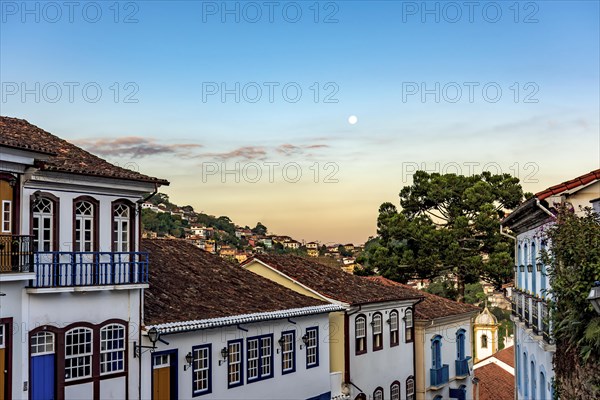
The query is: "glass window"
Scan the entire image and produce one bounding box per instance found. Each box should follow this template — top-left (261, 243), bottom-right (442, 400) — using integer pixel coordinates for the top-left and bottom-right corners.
top-left (389, 310), bottom-right (399, 346)
top-left (100, 324), bottom-right (125, 375)
top-left (456, 329), bottom-right (466, 360)
top-left (406, 377), bottom-right (415, 400)
top-left (355, 315), bottom-right (366, 354)
top-left (32, 198), bottom-right (54, 251)
top-left (227, 340), bottom-right (242, 387)
top-left (65, 327), bottom-right (93, 381)
top-left (481, 334), bottom-right (488, 349)
top-left (374, 387), bottom-right (384, 400)
top-left (113, 203), bottom-right (131, 252)
top-left (404, 309), bottom-right (414, 342)
top-left (75, 201), bottom-right (95, 252)
top-left (260, 336), bottom-right (272, 378)
top-left (432, 336), bottom-right (442, 369)
top-left (281, 331), bottom-right (295, 374)
top-left (305, 328), bottom-right (318, 368)
top-left (193, 345), bottom-right (211, 395)
top-left (390, 382), bottom-right (400, 400)
top-left (31, 331), bottom-right (54, 355)
top-left (247, 335), bottom-right (273, 381)
top-left (247, 338), bottom-right (259, 381)
top-left (2, 201), bottom-right (11, 232)
top-left (372, 313), bottom-right (383, 350)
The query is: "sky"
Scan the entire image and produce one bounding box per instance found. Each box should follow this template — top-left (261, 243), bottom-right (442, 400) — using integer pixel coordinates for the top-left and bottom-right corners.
top-left (1, 0), bottom-right (599, 244)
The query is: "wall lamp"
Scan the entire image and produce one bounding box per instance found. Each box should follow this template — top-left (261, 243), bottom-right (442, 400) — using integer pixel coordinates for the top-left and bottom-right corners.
top-left (536, 262), bottom-right (543, 272)
top-left (184, 352), bottom-right (193, 371)
top-left (587, 281), bottom-right (600, 315)
top-left (133, 327), bottom-right (166, 358)
top-left (527, 264), bottom-right (533, 273)
top-left (219, 347), bottom-right (229, 366)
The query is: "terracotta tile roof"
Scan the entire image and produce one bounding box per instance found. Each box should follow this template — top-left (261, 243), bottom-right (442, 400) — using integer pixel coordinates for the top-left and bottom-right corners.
top-left (535, 168), bottom-right (600, 200)
top-left (142, 239), bottom-right (329, 326)
top-left (365, 276), bottom-right (480, 320)
top-left (0, 116), bottom-right (169, 185)
top-left (474, 361), bottom-right (515, 400)
top-left (244, 255), bottom-right (423, 305)
top-left (490, 345), bottom-right (514, 368)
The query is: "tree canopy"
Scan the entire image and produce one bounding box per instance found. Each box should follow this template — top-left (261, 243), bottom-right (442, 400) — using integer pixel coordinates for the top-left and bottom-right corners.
top-left (357, 171), bottom-right (524, 301)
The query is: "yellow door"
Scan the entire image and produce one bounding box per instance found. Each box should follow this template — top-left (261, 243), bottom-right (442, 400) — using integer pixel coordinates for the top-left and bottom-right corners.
top-left (153, 354), bottom-right (170, 400)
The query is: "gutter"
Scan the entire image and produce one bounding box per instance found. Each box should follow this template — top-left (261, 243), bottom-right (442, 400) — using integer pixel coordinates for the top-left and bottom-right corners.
top-left (535, 199), bottom-right (556, 219)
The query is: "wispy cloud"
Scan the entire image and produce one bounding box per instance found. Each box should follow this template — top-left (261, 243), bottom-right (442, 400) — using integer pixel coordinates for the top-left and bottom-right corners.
top-left (73, 137), bottom-right (202, 158)
top-left (276, 143), bottom-right (329, 156)
top-left (203, 146), bottom-right (268, 160)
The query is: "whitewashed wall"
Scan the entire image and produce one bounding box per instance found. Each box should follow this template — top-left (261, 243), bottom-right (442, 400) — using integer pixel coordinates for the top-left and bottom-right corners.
top-left (348, 302), bottom-right (415, 400)
top-left (140, 313), bottom-right (332, 400)
top-left (515, 324), bottom-right (553, 400)
top-left (424, 320), bottom-right (473, 400)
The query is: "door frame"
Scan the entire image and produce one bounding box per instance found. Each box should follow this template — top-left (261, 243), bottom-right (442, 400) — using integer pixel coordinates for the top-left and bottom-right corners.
top-left (151, 349), bottom-right (178, 400)
top-left (0, 318), bottom-right (13, 400)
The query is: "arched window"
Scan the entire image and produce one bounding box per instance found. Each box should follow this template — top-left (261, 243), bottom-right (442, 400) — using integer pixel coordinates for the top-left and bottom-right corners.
top-left (523, 243), bottom-right (529, 290)
top-left (65, 327), bottom-right (93, 381)
top-left (481, 334), bottom-right (488, 349)
top-left (373, 387), bottom-right (384, 400)
top-left (74, 198), bottom-right (98, 252)
top-left (31, 331), bottom-right (55, 355)
top-left (516, 344), bottom-right (521, 391)
top-left (112, 201), bottom-right (133, 252)
top-left (100, 323), bottom-right (126, 374)
top-left (523, 352), bottom-right (528, 397)
top-left (531, 359), bottom-right (537, 400)
top-left (456, 329), bottom-right (466, 360)
top-left (32, 197), bottom-right (56, 252)
top-left (540, 370), bottom-right (546, 400)
top-left (531, 241), bottom-right (537, 293)
top-left (517, 243), bottom-right (522, 288)
top-left (406, 376), bottom-right (415, 400)
top-left (431, 335), bottom-right (442, 369)
top-left (389, 310), bottom-right (399, 347)
top-left (355, 315), bottom-right (367, 355)
top-left (390, 381), bottom-right (400, 400)
top-left (433, 396), bottom-right (443, 400)
top-left (372, 313), bottom-right (383, 351)
top-left (540, 241), bottom-right (547, 293)
top-left (404, 309), bottom-right (413, 343)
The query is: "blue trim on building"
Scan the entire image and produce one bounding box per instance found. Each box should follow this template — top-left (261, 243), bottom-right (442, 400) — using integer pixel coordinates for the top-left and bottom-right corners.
top-left (305, 326), bottom-right (319, 369)
top-left (281, 330), bottom-right (296, 375)
top-left (191, 344), bottom-right (212, 397)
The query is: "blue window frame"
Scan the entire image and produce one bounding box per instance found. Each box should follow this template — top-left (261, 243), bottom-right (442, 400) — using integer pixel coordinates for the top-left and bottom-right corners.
top-left (192, 344), bottom-right (211, 396)
top-left (431, 335), bottom-right (442, 369)
top-left (539, 369), bottom-right (546, 400)
top-left (246, 334), bottom-right (273, 383)
top-left (540, 241), bottom-right (547, 293)
top-left (523, 243), bottom-right (529, 291)
top-left (305, 327), bottom-right (319, 369)
top-left (280, 330), bottom-right (296, 374)
top-left (531, 358), bottom-right (537, 400)
top-left (227, 339), bottom-right (243, 388)
top-left (531, 241), bottom-right (537, 293)
top-left (516, 344), bottom-right (520, 391)
top-left (456, 329), bottom-right (466, 360)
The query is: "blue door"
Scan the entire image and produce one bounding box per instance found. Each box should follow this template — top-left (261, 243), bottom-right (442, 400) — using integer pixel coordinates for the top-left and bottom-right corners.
top-left (31, 332), bottom-right (55, 400)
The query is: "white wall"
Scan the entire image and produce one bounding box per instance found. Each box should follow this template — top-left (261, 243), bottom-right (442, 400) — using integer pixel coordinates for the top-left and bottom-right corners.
top-left (474, 326), bottom-right (497, 362)
top-left (515, 324), bottom-right (553, 400)
top-left (140, 314), bottom-right (331, 400)
top-left (348, 302), bottom-right (415, 400)
top-left (424, 320), bottom-right (473, 400)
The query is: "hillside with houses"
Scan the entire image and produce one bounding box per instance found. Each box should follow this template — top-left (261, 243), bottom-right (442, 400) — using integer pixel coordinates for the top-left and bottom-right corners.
top-left (140, 193), bottom-right (364, 272)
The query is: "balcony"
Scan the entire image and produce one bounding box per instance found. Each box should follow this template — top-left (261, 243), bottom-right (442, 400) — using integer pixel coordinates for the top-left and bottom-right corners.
top-left (0, 235), bottom-right (34, 273)
top-left (532, 300), bottom-right (540, 335)
top-left (29, 251), bottom-right (149, 291)
top-left (430, 364), bottom-right (449, 388)
top-left (455, 357), bottom-right (471, 378)
top-left (524, 296), bottom-right (530, 328)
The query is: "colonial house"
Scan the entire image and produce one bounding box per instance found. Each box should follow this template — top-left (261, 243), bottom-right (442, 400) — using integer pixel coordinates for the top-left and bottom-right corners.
top-left (306, 242), bottom-right (319, 250)
top-left (0, 116), bottom-right (169, 399)
top-left (366, 276), bottom-right (479, 400)
top-left (242, 255), bottom-right (423, 400)
top-left (502, 168), bottom-right (600, 400)
top-left (139, 239), bottom-right (342, 399)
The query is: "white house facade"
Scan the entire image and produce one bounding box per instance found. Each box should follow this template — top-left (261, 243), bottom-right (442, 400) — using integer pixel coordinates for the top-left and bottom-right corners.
top-left (503, 168), bottom-right (600, 400)
top-left (0, 116), bottom-right (169, 399)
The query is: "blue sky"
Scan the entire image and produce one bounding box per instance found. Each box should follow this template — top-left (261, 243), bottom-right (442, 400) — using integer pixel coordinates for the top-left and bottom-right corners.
top-left (1, 1), bottom-right (599, 243)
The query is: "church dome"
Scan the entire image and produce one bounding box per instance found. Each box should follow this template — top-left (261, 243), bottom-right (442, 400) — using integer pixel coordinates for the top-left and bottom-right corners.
top-left (475, 307), bottom-right (497, 325)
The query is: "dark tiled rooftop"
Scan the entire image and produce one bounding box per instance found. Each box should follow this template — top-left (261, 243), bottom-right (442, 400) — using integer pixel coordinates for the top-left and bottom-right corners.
top-left (0, 116), bottom-right (168, 185)
top-left (365, 276), bottom-right (480, 320)
top-left (142, 239), bottom-right (328, 326)
top-left (474, 359), bottom-right (515, 400)
top-left (245, 255), bottom-right (423, 305)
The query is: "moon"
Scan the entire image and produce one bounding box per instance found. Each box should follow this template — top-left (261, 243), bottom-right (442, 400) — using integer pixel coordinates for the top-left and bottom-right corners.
top-left (348, 115), bottom-right (358, 125)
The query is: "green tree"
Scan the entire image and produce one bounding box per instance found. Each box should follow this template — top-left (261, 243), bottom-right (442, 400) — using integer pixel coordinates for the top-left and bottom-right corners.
top-left (252, 222), bottom-right (268, 236)
top-left (543, 207), bottom-right (600, 399)
top-left (360, 171), bottom-right (523, 302)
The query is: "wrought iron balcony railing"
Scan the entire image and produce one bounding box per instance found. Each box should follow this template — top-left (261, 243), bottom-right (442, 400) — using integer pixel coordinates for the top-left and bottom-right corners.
top-left (524, 296), bottom-right (530, 327)
top-left (430, 364), bottom-right (449, 387)
top-left (31, 251), bottom-right (149, 288)
top-left (532, 299), bottom-right (540, 335)
top-left (0, 235), bottom-right (34, 273)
